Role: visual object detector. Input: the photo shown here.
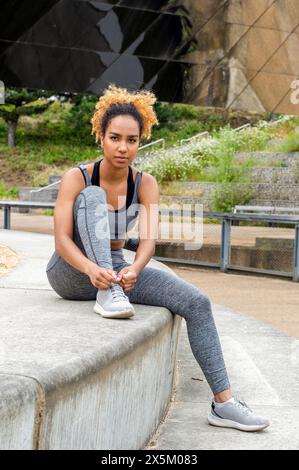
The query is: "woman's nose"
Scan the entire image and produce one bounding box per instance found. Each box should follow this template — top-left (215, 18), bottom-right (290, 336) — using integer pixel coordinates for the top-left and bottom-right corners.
top-left (118, 142), bottom-right (128, 152)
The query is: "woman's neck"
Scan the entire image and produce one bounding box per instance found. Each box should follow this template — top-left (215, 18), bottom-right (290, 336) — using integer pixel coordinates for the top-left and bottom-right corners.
top-left (100, 157), bottom-right (128, 184)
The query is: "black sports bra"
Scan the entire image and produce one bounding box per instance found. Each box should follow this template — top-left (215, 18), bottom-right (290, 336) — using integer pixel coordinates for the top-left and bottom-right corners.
top-left (91, 159), bottom-right (135, 212)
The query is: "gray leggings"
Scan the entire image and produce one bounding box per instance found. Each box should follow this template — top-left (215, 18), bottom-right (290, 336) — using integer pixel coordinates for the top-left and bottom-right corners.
top-left (46, 186), bottom-right (230, 395)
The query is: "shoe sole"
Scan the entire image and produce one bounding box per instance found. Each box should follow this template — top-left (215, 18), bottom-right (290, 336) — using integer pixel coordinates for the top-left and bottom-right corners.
top-left (207, 413), bottom-right (270, 432)
top-left (94, 303), bottom-right (135, 319)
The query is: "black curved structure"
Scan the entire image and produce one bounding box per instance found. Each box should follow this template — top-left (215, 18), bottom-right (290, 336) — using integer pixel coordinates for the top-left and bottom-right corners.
top-left (0, 0), bottom-right (195, 102)
top-left (1, 1), bottom-right (298, 114)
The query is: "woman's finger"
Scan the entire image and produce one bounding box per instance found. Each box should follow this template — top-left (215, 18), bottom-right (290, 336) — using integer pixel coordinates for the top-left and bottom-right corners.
top-left (124, 272), bottom-right (136, 280)
top-left (102, 271), bottom-right (117, 282)
top-left (95, 279), bottom-right (110, 289)
top-left (123, 283), bottom-right (135, 290)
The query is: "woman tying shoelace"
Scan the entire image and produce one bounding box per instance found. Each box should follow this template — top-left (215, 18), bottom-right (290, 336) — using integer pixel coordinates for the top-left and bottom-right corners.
top-left (46, 84), bottom-right (270, 433)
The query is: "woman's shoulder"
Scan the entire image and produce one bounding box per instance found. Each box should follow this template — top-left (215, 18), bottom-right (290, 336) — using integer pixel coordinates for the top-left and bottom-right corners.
top-left (136, 170), bottom-right (157, 184)
top-left (136, 171), bottom-right (159, 199)
top-left (65, 161), bottom-right (95, 184)
top-left (60, 164), bottom-right (89, 190)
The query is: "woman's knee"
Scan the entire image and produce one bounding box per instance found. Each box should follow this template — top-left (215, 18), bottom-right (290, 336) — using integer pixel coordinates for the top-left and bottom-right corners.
top-left (171, 274), bottom-right (212, 309)
top-left (178, 280), bottom-right (213, 316)
top-left (74, 186), bottom-right (107, 211)
top-left (156, 269), bottom-right (212, 314)
top-left (195, 291), bottom-right (212, 311)
top-left (81, 185), bottom-right (106, 196)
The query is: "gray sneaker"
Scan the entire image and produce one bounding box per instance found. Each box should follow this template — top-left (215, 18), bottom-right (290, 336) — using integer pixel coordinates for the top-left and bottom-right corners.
top-left (94, 283), bottom-right (135, 319)
top-left (207, 396), bottom-right (270, 432)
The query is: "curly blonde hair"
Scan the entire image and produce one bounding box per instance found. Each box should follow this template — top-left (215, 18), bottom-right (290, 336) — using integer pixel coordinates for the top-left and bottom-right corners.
top-left (90, 84), bottom-right (159, 143)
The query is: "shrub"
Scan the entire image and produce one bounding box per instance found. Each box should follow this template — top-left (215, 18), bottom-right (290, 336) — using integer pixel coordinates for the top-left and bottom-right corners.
top-left (210, 182), bottom-right (256, 212)
top-left (138, 145), bottom-right (202, 183)
top-left (42, 101), bottom-right (73, 123)
top-left (0, 181), bottom-right (19, 199)
top-left (65, 95), bottom-right (98, 134)
top-left (277, 132), bottom-right (299, 153)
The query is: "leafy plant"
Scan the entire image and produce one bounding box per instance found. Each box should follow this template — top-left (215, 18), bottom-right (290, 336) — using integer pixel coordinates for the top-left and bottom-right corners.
top-left (139, 144), bottom-right (203, 183)
top-left (210, 182), bottom-right (256, 212)
top-left (40, 209), bottom-right (54, 216)
top-left (276, 132), bottom-right (299, 153)
top-left (0, 181), bottom-right (19, 199)
top-left (65, 94), bottom-right (97, 131)
top-left (0, 87), bottom-right (53, 147)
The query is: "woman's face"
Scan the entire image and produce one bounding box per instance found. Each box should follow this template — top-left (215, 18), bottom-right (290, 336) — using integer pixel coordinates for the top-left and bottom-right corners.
top-left (100, 115), bottom-right (140, 167)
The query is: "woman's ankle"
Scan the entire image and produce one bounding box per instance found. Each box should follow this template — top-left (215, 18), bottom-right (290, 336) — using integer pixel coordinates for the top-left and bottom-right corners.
top-left (214, 389), bottom-right (233, 403)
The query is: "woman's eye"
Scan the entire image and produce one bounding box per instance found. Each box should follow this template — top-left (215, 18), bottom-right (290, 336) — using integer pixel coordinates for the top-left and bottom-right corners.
top-left (110, 136), bottom-right (136, 143)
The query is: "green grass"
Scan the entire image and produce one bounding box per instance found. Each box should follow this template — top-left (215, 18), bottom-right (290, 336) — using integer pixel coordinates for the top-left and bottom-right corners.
top-left (0, 181), bottom-right (19, 199)
top-left (40, 208), bottom-right (54, 216)
top-left (276, 132), bottom-right (299, 153)
top-left (0, 141), bottom-right (99, 187)
top-left (0, 116), bottom-right (102, 189)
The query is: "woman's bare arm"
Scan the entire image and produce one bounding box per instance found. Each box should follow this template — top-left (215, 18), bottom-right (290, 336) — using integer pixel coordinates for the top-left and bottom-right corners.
top-left (54, 168), bottom-right (95, 275)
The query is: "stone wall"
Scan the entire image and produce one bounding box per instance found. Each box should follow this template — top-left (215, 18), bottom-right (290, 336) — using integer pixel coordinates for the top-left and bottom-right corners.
top-left (178, 0), bottom-right (299, 114)
top-left (161, 152), bottom-right (299, 210)
top-left (226, 0), bottom-right (299, 114)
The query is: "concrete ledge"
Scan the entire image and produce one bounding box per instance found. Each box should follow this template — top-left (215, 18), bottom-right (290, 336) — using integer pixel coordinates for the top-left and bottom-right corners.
top-left (0, 230), bottom-right (182, 449)
top-left (0, 374), bottom-right (39, 449)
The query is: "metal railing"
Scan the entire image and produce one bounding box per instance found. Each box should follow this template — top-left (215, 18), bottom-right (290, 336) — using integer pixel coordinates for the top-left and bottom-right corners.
top-left (1, 200), bottom-right (298, 282)
top-left (0, 201), bottom-right (55, 230)
top-left (179, 131), bottom-right (209, 145)
top-left (233, 123), bottom-right (251, 132)
top-left (154, 210), bottom-right (299, 282)
top-left (30, 180), bottom-right (61, 193)
top-left (138, 138), bottom-right (165, 152)
top-left (233, 205), bottom-right (299, 215)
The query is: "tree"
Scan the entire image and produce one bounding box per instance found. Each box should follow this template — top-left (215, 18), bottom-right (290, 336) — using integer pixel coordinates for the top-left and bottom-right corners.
top-left (0, 87), bottom-right (52, 147)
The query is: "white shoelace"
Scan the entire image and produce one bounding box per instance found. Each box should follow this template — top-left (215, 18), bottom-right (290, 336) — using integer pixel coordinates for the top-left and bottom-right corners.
top-left (110, 283), bottom-right (128, 302)
top-left (233, 396), bottom-right (253, 415)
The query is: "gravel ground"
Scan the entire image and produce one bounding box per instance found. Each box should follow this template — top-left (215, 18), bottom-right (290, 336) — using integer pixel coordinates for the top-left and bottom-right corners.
top-left (0, 245), bottom-right (19, 275)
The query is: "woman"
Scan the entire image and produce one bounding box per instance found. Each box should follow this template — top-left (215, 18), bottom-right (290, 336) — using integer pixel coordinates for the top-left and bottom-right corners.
top-left (46, 84), bottom-right (270, 432)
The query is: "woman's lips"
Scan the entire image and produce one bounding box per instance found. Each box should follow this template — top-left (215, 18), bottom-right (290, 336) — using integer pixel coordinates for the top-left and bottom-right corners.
top-left (115, 156), bottom-right (127, 161)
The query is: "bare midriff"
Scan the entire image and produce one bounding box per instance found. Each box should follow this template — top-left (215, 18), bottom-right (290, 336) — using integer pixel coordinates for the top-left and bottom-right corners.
top-left (110, 239), bottom-right (126, 250)
top-left (85, 161), bottom-right (137, 251)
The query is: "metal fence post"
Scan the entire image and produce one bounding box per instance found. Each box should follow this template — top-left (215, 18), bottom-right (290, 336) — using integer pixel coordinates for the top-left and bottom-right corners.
top-left (4, 206), bottom-right (11, 229)
top-left (220, 217), bottom-right (231, 272)
top-left (293, 224), bottom-right (299, 282)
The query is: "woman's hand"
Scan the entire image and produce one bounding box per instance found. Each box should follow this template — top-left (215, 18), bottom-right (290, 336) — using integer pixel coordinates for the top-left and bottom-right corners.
top-left (87, 263), bottom-right (118, 289)
top-left (116, 265), bottom-right (139, 292)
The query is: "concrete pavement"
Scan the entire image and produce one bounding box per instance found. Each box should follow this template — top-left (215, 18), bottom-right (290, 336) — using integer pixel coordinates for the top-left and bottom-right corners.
top-left (1, 229), bottom-right (298, 449)
top-left (170, 266), bottom-right (299, 340)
